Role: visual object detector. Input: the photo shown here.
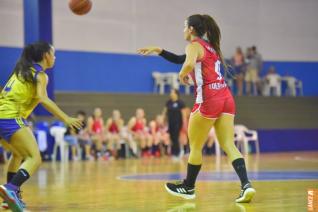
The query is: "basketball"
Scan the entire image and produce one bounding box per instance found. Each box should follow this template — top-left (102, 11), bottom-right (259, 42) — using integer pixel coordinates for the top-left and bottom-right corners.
top-left (69, 0), bottom-right (92, 15)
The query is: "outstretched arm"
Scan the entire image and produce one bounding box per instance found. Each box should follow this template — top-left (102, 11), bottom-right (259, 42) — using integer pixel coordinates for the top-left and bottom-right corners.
top-left (159, 50), bottom-right (186, 64)
top-left (36, 72), bottom-right (82, 130)
top-left (137, 46), bottom-right (186, 64)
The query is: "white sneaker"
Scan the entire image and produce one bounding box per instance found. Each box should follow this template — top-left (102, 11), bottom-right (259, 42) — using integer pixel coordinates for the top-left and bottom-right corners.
top-left (235, 183), bottom-right (256, 203)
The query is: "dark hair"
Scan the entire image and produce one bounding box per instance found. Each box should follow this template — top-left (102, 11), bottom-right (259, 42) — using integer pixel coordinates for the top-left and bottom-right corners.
top-left (187, 14), bottom-right (227, 69)
top-left (14, 41), bottom-right (52, 83)
top-left (77, 110), bottom-right (86, 117)
top-left (171, 88), bottom-right (180, 97)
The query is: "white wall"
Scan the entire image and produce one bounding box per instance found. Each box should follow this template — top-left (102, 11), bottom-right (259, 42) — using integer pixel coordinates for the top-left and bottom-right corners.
top-left (1, 0), bottom-right (317, 61)
top-left (0, 0), bottom-right (23, 47)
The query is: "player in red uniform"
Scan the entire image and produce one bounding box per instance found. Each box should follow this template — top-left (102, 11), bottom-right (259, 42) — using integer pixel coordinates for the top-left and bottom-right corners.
top-left (138, 14), bottom-right (255, 203)
top-left (105, 110), bottom-right (124, 158)
top-left (127, 108), bottom-right (151, 157)
top-left (87, 107), bottom-right (105, 159)
top-left (149, 114), bottom-right (169, 157)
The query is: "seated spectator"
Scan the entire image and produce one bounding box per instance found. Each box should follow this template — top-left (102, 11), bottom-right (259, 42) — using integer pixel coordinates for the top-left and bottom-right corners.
top-left (128, 108), bottom-right (151, 157)
top-left (75, 111), bottom-right (92, 160)
top-left (87, 107), bottom-right (105, 160)
top-left (64, 122), bottom-right (81, 161)
top-left (149, 114), bottom-right (170, 157)
top-left (232, 47), bottom-right (246, 96)
top-left (105, 109), bottom-right (124, 159)
top-left (263, 66), bottom-right (281, 96)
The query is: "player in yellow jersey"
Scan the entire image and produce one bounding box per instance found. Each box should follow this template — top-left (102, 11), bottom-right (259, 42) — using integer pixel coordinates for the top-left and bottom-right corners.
top-left (0, 41), bottom-right (82, 212)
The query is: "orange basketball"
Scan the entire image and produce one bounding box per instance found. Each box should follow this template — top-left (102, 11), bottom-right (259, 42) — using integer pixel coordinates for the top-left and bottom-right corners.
top-left (69, 0), bottom-right (92, 15)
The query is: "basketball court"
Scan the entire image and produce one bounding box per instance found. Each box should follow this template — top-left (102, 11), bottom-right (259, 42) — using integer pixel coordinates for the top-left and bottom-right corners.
top-left (0, 152), bottom-right (315, 211)
top-left (1, 1), bottom-right (318, 212)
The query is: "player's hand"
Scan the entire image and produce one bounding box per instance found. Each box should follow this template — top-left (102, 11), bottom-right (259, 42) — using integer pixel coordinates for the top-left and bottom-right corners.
top-left (137, 46), bottom-right (162, 55)
top-left (65, 117), bottom-right (83, 130)
top-left (179, 73), bottom-right (190, 85)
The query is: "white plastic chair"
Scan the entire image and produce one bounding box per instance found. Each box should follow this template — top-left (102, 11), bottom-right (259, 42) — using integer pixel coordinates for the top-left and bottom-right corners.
top-left (282, 76), bottom-right (297, 96)
top-left (36, 130), bottom-right (48, 153)
top-left (50, 126), bottom-right (69, 162)
top-left (296, 80), bottom-right (303, 96)
top-left (152, 72), bottom-right (180, 94)
top-left (152, 72), bottom-right (165, 94)
top-left (165, 72), bottom-right (179, 90)
top-left (234, 125), bottom-right (260, 155)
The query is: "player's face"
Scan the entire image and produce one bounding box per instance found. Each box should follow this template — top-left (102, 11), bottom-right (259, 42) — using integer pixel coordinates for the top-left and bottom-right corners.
top-left (45, 46), bottom-right (56, 69)
top-left (156, 115), bottom-right (163, 124)
top-left (113, 110), bottom-right (120, 120)
top-left (136, 109), bottom-right (144, 119)
top-left (183, 20), bottom-right (191, 41)
top-left (94, 108), bottom-right (102, 117)
top-left (77, 114), bottom-right (85, 122)
top-left (170, 90), bottom-right (178, 101)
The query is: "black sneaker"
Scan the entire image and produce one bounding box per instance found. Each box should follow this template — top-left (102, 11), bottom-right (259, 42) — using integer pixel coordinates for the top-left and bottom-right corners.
top-left (235, 182), bottom-right (256, 203)
top-left (165, 181), bottom-right (195, 200)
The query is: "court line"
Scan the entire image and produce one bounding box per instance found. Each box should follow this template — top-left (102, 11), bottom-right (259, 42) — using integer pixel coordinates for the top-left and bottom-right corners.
top-left (117, 171), bottom-right (318, 182)
top-left (294, 156), bottom-right (318, 163)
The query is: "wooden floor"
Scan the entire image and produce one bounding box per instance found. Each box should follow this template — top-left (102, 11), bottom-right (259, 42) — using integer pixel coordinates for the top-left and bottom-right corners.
top-left (0, 152), bottom-right (317, 212)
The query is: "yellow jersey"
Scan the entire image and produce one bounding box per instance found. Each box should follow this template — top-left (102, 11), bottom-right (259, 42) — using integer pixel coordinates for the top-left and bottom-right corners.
top-left (0, 65), bottom-right (42, 119)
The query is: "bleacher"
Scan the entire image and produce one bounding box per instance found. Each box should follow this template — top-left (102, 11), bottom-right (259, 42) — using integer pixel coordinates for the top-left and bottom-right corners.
top-left (54, 92), bottom-right (318, 129)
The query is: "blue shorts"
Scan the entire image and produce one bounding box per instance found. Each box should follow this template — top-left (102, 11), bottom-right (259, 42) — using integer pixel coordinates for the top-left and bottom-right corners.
top-left (64, 135), bottom-right (78, 146)
top-left (0, 118), bottom-right (29, 141)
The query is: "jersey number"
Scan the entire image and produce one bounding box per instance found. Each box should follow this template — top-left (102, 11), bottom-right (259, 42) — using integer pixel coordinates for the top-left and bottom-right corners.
top-left (214, 60), bottom-right (222, 80)
top-left (3, 80), bottom-right (15, 93)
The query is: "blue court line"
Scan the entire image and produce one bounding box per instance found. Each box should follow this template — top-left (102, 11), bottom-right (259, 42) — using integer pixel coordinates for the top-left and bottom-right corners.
top-left (118, 171), bottom-right (318, 181)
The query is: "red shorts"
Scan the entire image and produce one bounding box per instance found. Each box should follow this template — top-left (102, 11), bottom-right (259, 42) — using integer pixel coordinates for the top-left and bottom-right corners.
top-left (191, 96), bottom-right (236, 119)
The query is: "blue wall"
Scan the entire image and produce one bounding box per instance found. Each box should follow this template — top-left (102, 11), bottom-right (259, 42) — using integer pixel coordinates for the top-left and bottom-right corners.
top-left (0, 47), bottom-right (21, 86)
top-left (1, 47), bottom-right (317, 95)
top-left (258, 129), bottom-right (318, 152)
top-left (53, 50), bottom-right (181, 92)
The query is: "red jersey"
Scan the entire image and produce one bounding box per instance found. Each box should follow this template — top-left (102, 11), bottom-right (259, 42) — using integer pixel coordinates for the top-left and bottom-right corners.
top-left (132, 119), bottom-right (144, 132)
top-left (189, 38), bottom-right (231, 103)
top-left (108, 121), bottom-right (119, 133)
top-left (92, 118), bottom-right (103, 133)
top-left (154, 123), bottom-right (167, 133)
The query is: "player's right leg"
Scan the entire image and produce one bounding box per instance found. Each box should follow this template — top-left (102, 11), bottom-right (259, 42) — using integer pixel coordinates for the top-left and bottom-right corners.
top-left (0, 139), bottom-right (23, 210)
top-left (165, 111), bottom-right (214, 199)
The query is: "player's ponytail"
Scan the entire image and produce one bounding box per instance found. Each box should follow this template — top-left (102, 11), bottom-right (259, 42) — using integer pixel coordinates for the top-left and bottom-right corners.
top-left (13, 41), bottom-right (52, 83)
top-left (187, 14), bottom-right (227, 69)
top-left (202, 14), bottom-right (227, 69)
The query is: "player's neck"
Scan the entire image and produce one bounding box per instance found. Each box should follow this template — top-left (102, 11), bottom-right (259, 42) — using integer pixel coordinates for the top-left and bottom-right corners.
top-left (190, 35), bottom-right (199, 42)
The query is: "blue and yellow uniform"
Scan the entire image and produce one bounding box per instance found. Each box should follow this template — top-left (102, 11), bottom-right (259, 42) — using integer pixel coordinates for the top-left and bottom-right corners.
top-left (0, 64), bottom-right (43, 141)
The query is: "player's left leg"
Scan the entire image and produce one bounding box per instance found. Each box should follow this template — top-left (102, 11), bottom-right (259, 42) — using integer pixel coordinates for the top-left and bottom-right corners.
top-left (214, 113), bottom-right (256, 203)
